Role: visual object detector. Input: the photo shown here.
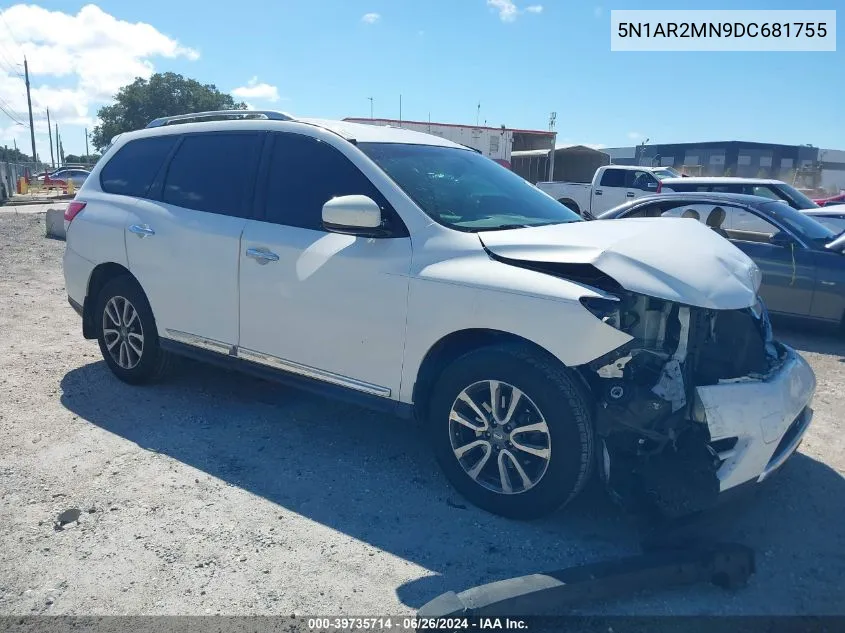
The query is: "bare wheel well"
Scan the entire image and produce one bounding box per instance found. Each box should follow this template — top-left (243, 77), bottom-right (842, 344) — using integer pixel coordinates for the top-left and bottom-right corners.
top-left (412, 329), bottom-right (574, 422)
top-left (82, 263), bottom-right (137, 339)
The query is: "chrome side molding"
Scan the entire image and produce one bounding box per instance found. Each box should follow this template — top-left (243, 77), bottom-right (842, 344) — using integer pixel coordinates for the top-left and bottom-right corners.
top-left (237, 347), bottom-right (391, 398)
top-left (161, 330), bottom-right (390, 398)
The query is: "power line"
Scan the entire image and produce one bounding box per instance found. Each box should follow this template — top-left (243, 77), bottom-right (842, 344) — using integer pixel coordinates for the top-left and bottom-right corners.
top-left (0, 93), bottom-right (27, 125)
top-left (0, 45), bottom-right (22, 78)
top-left (0, 8), bottom-right (24, 54)
top-left (0, 102), bottom-right (26, 126)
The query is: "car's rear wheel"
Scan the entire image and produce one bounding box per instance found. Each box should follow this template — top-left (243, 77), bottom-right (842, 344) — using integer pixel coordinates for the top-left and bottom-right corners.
top-left (95, 276), bottom-right (170, 384)
top-left (428, 343), bottom-right (593, 519)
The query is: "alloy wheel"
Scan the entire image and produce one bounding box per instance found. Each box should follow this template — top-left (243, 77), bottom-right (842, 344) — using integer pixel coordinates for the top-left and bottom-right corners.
top-left (448, 380), bottom-right (551, 495)
top-left (102, 296), bottom-right (144, 370)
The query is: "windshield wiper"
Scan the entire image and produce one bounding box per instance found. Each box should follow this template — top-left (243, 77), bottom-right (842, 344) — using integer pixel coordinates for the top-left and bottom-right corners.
top-left (490, 223), bottom-right (534, 230)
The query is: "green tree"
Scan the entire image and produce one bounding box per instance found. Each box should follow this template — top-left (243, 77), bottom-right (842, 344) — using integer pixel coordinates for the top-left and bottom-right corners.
top-left (64, 154), bottom-right (102, 165)
top-left (91, 72), bottom-right (246, 151)
top-left (0, 146), bottom-right (31, 162)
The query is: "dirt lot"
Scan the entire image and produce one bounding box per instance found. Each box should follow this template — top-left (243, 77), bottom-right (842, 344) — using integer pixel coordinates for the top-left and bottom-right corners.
top-left (1, 211), bottom-right (844, 616)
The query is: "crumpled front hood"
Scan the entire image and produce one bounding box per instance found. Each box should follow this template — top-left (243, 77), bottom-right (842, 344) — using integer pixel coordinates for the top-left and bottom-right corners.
top-left (479, 218), bottom-right (762, 309)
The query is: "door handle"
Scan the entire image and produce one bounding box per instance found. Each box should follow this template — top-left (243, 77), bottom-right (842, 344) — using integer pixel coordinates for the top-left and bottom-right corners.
top-left (246, 247), bottom-right (279, 264)
top-left (820, 280), bottom-right (836, 286)
top-left (626, 192), bottom-right (636, 198)
top-left (128, 224), bottom-right (155, 237)
top-left (595, 190), bottom-right (603, 195)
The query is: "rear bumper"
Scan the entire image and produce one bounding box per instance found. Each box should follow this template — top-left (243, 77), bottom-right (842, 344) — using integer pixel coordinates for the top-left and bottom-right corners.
top-left (696, 345), bottom-right (816, 493)
top-left (63, 244), bottom-right (95, 310)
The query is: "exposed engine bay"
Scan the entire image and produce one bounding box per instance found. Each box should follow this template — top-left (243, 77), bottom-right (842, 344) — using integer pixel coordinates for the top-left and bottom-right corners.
top-left (578, 289), bottom-right (784, 517)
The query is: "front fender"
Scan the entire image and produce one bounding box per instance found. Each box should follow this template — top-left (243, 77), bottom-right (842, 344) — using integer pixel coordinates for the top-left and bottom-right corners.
top-left (398, 255), bottom-right (632, 403)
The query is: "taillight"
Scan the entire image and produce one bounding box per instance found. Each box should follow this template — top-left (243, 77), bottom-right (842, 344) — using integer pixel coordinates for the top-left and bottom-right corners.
top-left (656, 181), bottom-right (662, 193)
top-left (64, 201), bottom-right (87, 223)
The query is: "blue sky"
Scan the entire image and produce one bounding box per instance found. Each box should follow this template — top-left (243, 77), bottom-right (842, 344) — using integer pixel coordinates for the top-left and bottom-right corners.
top-left (0, 0), bottom-right (842, 158)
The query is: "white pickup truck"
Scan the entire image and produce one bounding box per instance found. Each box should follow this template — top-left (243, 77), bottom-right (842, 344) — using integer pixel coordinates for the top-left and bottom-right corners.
top-left (538, 165), bottom-right (681, 217)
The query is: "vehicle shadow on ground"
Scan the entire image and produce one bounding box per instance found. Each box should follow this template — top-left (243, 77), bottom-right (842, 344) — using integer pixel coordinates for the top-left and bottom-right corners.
top-left (59, 353), bottom-right (845, 614)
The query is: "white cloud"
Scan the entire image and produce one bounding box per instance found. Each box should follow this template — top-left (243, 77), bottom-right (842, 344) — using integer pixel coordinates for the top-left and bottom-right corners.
top-left (361, 12), bottom-right (381, 24)
top-left (487, 0), bottom-right (542, 22)
top-left (627, 131), bottom-right (643, 140)
top-left (232, 77), bottom-right (280, 102)
top-left (0, 3), bottom-right (199, 156)
top-left (488, 0), bottom-right (518, 22)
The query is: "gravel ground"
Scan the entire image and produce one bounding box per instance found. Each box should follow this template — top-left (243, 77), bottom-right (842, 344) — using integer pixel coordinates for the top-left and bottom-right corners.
top-left (1, 212), bottom-right (843, 616)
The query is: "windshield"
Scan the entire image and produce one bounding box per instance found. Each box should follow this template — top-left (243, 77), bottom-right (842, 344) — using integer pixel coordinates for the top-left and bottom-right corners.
top-left (359, 143), bottom-right (582, 231)
top-left (775, 183), bottom-right (819, 210)
top-left (762, 201), bottom-right (836, 245)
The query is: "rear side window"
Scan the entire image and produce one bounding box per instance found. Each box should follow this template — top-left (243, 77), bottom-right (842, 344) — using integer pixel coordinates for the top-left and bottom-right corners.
top-left (625, 170), bottom-right (658, 191)
top-left (599, 169), bottom-right (625, 187)
top-left (163, 132), bottom-right (262, 216)
top-left (100, 136), bottom-right (178, 197)
top-left (263, 133), bottom-right (404, 233)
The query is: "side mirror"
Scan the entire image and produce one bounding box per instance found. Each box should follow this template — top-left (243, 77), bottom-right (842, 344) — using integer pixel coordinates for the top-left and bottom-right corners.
top-left (770, 231), bottom-right (793, 248)
top-left (322, 195), bottom-right (385, 237)
top-left (646, 181), bottom-right (658, 189)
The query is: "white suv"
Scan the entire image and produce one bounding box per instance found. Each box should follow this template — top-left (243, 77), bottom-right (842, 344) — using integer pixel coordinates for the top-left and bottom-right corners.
top-left (63, 110), bottom-right (816, 519)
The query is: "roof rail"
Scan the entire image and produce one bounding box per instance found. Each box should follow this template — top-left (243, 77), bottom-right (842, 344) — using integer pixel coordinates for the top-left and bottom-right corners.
top-left (145, 110), bottom-right (294, 129)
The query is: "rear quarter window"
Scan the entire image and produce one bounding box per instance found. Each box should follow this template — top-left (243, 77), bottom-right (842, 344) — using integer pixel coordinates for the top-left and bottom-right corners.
top-left (100, 136), bottom-right (179, 198)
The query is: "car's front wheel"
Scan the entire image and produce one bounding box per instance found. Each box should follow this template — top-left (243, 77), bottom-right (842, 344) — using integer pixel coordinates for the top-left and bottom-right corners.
top-left (428, 343), bottom-right (593, 519)
top-left (95, 275), bottom-right (170, 384)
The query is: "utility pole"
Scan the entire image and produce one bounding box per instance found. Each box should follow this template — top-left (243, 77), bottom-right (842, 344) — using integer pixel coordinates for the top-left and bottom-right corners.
top-left (85, 127), bottom-right (89, 161)
top-left (24, 57), bottom-right (37, 166)
top-left (47, 108), bottom-right (55, 168)
top-left (368, 97), bottom-right (373, 119)
top-left (476, 102), bottom-right (481, 127)
top-left (55, 123), bottom-right (59, 167)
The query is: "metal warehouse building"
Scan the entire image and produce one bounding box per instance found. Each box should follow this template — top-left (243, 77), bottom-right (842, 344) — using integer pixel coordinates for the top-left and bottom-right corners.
top-left (604, 141), bottom-right (845, 193)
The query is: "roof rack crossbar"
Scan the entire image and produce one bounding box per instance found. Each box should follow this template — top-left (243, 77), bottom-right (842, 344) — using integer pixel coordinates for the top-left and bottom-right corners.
top-left (146, 110), bottom-right (294, 128)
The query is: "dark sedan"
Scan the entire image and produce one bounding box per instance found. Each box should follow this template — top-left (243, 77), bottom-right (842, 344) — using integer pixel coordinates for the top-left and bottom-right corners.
top-left (805, 207), bottom-right (845, 235)
top-left (599, 192), bottom-right (845, 326)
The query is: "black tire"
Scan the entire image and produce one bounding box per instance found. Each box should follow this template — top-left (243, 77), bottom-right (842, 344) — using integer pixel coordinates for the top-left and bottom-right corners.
top-left (95, 275), bottom-right (171, 384)
top-left (428, 343), bottom-right (593, 519)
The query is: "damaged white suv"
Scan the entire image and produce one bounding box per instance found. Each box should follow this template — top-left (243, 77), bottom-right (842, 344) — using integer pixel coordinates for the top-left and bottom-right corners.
top-left (63, 111), bottom-right (816, 519)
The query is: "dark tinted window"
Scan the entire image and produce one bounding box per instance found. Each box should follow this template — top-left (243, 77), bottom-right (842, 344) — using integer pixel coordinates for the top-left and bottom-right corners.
top-left (599, 168), bottom-right (625, 187)
top-left (265, 133), bottom-right (404, 233)
top-left (100, 136), bottom-right (177, 197)
top-left (163, 133), bottom-right (261, 216)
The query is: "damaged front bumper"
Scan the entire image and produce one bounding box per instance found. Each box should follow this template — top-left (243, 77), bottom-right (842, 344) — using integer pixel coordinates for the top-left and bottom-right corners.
top-left (581, 292), bottom-right (816, 517)
top-left (697, 345), bottom-right (815, 493)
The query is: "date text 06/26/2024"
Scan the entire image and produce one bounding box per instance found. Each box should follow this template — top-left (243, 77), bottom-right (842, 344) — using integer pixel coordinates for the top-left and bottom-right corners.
top-left (306, 617), bottom-right (529, 631)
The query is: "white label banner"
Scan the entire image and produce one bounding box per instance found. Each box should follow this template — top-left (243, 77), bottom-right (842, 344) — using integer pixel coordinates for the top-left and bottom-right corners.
top-left (611, 10), bottom-right (836, 51)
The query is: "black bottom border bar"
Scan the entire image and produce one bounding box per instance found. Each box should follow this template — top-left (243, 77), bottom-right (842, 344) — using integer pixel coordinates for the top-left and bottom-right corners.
top-left (1, 616), bottom-right (844, 633)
